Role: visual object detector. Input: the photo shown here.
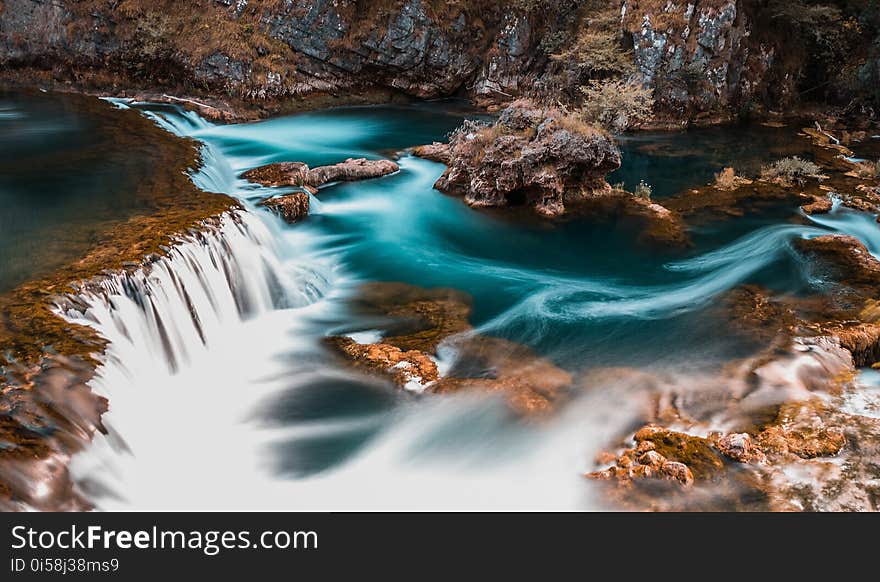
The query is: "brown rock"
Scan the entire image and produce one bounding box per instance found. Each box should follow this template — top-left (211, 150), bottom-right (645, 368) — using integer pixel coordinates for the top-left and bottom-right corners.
top-left (633, 425), bottom-right (726, 480)
top-left (329, 282), bottom-right (571, 415)
top-left (801, 195), bottom-right (833, 214)
top-left (347, 282), bottom-right (473, 353)
top-left (258, 192), bottom-right (310, 224)
top-left (716, 433), bottom-right (766, 464)
top-left (324, 336), bottom-right (439, 388)
top-left (795, 234), bottom-right (880, 292)
top-left (243, 162), bottom-right (310, 188)
top-left (756, 400), bottom-right (846, 459)
top-left (243, 158), bottom-right (398, 189)
top-left (638, 450), bottom-right (667, 469)
top-left (660, 461), bottom-right (695, 487)
top-left (412, 143), bottom-right (451, 164)
top-left (429, 335), bottom-right (573, 415)
top-left (306, 158), bottom-right (399, 186)
top-left (635, 440), bottom-right (656, 454)
top-left (434, 99), bottom-right (621, 217)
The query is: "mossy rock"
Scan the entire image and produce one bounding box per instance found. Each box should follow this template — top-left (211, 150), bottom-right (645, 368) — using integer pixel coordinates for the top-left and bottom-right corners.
top-left (634, 426), bottom-right (726, 480)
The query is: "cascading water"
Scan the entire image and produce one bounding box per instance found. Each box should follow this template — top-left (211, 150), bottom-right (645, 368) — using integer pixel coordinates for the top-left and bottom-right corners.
top-left (57, 100), bottom-right (880, 510)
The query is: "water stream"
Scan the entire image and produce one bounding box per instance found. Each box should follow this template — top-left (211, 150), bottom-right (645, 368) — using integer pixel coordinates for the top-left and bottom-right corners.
top-left (21, 97), bottom-right (880, 509)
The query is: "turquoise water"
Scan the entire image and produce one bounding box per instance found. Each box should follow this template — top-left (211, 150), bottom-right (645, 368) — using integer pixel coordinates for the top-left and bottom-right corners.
top-left (142, 102), bottom-right (844, 370)
top-left (48, 98), bottom-right (880, 508)
top-left (0, 91), bottom-right (170, 294)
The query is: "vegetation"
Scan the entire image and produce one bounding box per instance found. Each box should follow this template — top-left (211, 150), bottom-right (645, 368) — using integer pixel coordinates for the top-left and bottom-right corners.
top-left (760, 157), bottom-right (825, 185)
top-left (579, 79), bottom-right (654, 133)
top-left (713, 167), bottom-right (752, 190)
top-left (633, 180), bottom-right (652, 200)
top-left (551, 29), bottom-right (635, 78)
top-left (854, 159), bottom-right (880, 181)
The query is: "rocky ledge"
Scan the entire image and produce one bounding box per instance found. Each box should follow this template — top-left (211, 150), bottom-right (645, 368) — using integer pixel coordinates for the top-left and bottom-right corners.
top-left (324, 282), bottom-right (571, 415)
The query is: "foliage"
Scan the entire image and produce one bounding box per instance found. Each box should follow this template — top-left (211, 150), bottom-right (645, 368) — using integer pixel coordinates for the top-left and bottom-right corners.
top-left (551, 29), bottom-right (635, 77)
top-left (760, 157), bottom-right (825, 185)
top-left (578, 79), bottom-right (654, 133)
top-left (633, 180), bottom-right (652, 199)
top-left (714, 167), bottom-right (751, 190)
top-left (854, 159), bottom-right (880, 181)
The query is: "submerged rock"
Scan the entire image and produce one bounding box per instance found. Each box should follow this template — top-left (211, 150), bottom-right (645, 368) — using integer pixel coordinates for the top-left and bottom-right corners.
top-left (346, 282), bottom-right (473, 353)
top-left (243, 158), bottom-right (398, 190)
top-left (258, 192), bottom-right (310, 224)
top-left (325, 282), bottom-right (571, 414)
top-left (430, 335), bottom-right (573, 416)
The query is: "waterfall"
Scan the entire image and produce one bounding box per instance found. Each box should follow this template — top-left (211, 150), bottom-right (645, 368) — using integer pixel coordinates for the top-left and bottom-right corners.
top-left (56, 211), bottom-right (327, 374)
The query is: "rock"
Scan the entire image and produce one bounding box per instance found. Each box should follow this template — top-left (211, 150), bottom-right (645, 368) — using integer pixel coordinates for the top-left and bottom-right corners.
top-left (633, 425), bottom-right (726, 480)
top-left (324, 336), bottom-right (439, 389)
top-left (756, 400), bottom-right (847, 459)
top-left (412, 143), bottom-right (452, 164)
top-left (434, 99), bottom-right (621, 217)
top-left (660, 461), bottom-right (695, 487)
top-left (243, 162), bottom-right (310, 188)
top-left (801, 195), bottom-right (833, 214)
top-left (258, 192), bottom-right (310, 224)
top-left (638, 450), bottom-right (666, 469)
top-left (795, 235), bottom-right (880, 293)
top-left (429, 335), bottom-right (573, 416)
top-left (715, 433), bottom-right (766, 464)
top-left (329, 282), bottom-right (571, 415)
top-left (346, 282), bottom-right (473, 353)
top-left (244, 158), bottom-right (398, 190)
top-left (1, 1), bottom-right (877, 125)
top-left (306, 158), bottom-right (399, 186)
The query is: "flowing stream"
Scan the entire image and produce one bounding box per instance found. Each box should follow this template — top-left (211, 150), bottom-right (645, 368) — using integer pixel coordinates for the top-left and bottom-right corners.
top-left (18, 97), bottom-right (879, 509)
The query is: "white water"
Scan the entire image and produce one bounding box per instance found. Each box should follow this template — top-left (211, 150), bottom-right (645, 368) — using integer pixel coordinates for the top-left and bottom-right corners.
top-left (63, 102), bottom-right (617, 510)
top-left (61, 103), bottom-right (880, 510)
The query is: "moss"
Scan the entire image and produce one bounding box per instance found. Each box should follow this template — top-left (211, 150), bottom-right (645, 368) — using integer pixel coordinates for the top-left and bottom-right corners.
top-left (633, 426), bottom-right (727, 480)
top-left (347, 282), bottom-right (473, 353)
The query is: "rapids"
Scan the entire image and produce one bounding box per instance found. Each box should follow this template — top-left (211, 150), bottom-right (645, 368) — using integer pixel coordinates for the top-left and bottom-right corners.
top-left (50, 99), bottom-right (880, 510)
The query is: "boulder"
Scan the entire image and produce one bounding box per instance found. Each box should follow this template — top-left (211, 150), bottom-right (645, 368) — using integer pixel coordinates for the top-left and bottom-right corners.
top-left (306, 158), bottom-right (399, 186)
top-left (243, 158), bottom-right (398, 189)
top-left (433, 100), bottom-right (622, 217)
top-left (243, 162), bottom-right (310, 188)
top-left (258, 192), bottom-right (310, 224)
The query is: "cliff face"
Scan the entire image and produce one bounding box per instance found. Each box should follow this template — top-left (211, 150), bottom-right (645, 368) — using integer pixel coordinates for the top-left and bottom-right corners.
top-left (0, 0), bottom-right (876, 121)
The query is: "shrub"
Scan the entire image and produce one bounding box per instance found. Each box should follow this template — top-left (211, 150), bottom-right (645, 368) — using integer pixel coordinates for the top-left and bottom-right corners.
top-left (760, 157), bottom-right (825, 185)
top-left (133, 12), bottom-right (174, 61)
top-left (579, 79), bottom-right (654, 133)
top-left (855, 159), bottom-right (880, 181)
top-left (714, 167), bottom-right (751, 190)
top-left (634, 180), bottom-right (652, 199)
top-left (551, 29), bottom-right (635, 77)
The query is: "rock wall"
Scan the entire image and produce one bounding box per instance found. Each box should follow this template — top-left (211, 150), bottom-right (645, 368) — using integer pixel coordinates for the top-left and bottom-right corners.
top-left (0, 0), bottom-right (875, 121)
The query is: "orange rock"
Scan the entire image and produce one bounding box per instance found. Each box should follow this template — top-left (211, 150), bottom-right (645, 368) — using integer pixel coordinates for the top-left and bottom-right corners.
top-left (324, 336), bottom-right (438, 388)
top-left (660, 461), bottom-right (694, 487)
